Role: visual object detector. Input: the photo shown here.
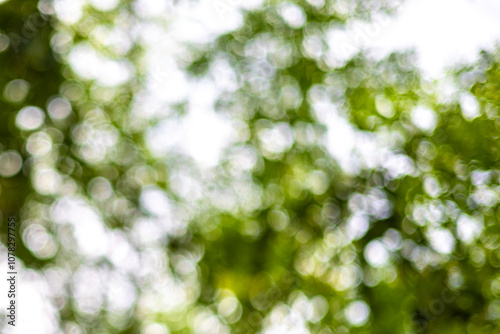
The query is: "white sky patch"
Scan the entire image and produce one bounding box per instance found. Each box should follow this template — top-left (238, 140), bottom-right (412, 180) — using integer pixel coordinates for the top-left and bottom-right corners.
top-left (51, 196), bottom-right (109, 258)
top-left (367, 0), bottom-right (500, 78)
top-left (146, 118), bottom-right (183, 154)
top-left (364, 240), bottom-right (390, 267)
top-left (139, 187), bottom-right (186, 240)
top-left (427, 227), bottom-right (455, 254)
top-left (459, 92), bottom-right (481, 121)
top-left (146, 79), bottom-right (235, 167)
top-left (145, 107), bottom-right (234, 167)
top-left (185, 107), bottom-right (235, 167)
top-left (105, 272), bottom-right (137, 313)
top-left (279, 2), bottom-right (307, 29)
top-left (259, 123), bottom-right (294, 155)
top-left (345, 300), bottom-right (370, 327)
top-left (313, 100), bottom-right (417, 177)
top-left (72, 265), bottom-right (105, 316)
top-left (141, 275), bottom-right (193, 313)
top-left (210, 57), bottom-right (240, 93)
top-left (69, 43), bottom-right (133, 87)
top-left (169, 17), bottom-right (219, 45)
top-left (411, 106), bottom-right (437, 132)
top-left (457, 214), bottom-right (483, 244)
top-left (140, 187), bottom-right (172, 217)
top-left (346, 214), bottom-right (369, 241)
top-left (136, 9), bottom-right (241, 168)
top-left (325, 28), bottom-right (360, 68)
top-left (423, 176), bottom-right (442, 198)
top-left (0, 268), bottom-right (60, 334)
top-left (261, 303), bottom-right (310, 334)
top-left (89, 0), bottom-right (119, 11)
top-left (383, 153), bottom-right (417, 179)
top-left (146, 61), bottom-right (189, 103)
top-left (106, 230), bottom-right (140, 273)
top-left (134, 0), bottom-right (169, 18)
top-left (53, 0), bottom-right (84, 24)
top-left (313, 101), bottom-right (360, 173)
top-left (325, 115), bottom-right (356, 171)
top-left (169, 0), bottom-right (244, 43)
top-left (472, 186), bottom-right (498, 207)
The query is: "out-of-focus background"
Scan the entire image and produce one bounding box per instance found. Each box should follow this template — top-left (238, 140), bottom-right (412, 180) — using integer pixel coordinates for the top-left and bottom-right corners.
top-left (1, 0), bottom-right (500, 333)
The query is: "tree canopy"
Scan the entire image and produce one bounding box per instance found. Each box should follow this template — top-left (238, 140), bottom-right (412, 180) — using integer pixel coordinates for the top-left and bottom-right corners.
top-left (1, 0), bottom-right (500, 333)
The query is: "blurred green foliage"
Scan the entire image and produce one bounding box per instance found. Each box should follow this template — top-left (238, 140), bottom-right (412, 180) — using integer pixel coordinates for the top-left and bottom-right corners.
top-left (1, 0), bottom-right (500, 333)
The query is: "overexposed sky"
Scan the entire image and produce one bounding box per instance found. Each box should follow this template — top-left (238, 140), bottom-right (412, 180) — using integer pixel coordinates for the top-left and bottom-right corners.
top-left (367, 0), bottom-right (500, 77)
